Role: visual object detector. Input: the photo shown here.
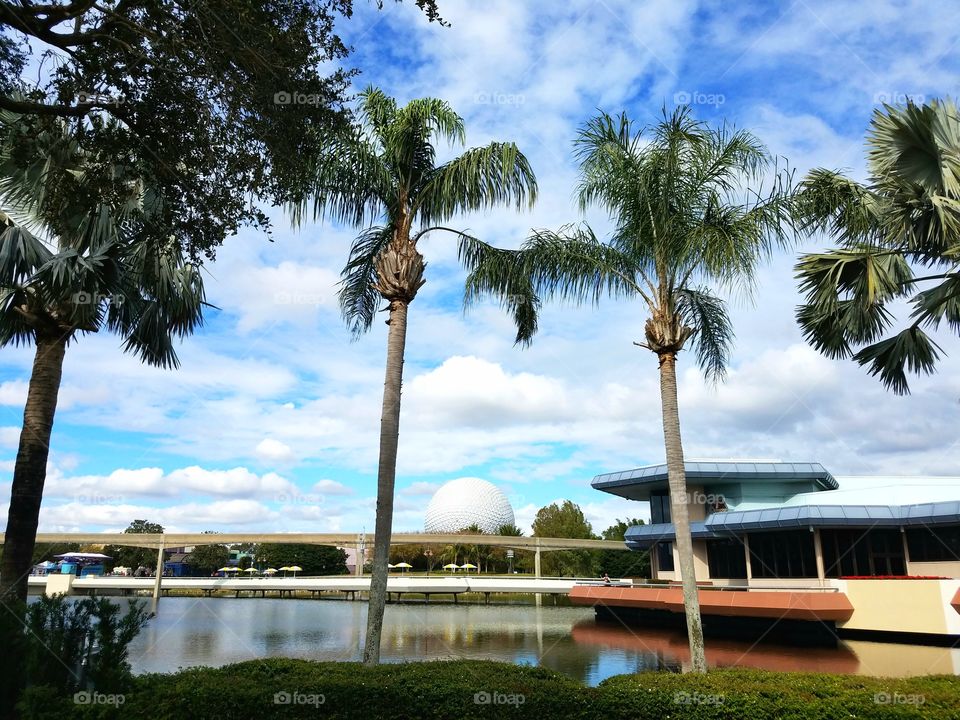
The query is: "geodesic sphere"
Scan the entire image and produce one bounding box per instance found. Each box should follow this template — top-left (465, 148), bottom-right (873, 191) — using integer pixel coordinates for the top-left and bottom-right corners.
top-left (423, 478), bottom-right (515, 534)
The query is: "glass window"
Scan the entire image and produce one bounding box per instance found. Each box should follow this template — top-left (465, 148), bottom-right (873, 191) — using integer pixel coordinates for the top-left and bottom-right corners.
top-left (655, 542), bottom-right (674, 572)
top-left (650, 491), bottom-right (671, 525)
top-left (748, 530), bottom-right (817, 578)
top-left (821, 528), bottom-right (906, 577)
top-left (906, 526), bottom-right (960, 563)
top-left (707, 538), bottom-right (747, 579)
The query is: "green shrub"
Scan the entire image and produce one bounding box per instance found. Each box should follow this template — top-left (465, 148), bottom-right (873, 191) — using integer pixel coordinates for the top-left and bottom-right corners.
top-left (28, 658), bottom-right (960, 720)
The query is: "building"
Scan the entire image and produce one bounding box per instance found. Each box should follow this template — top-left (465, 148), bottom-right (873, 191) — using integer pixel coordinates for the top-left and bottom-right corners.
top-left (571, 460), bottom-right (960, 645)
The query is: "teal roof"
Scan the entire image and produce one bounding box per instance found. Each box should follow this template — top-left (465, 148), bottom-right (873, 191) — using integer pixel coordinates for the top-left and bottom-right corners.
top-left (593, 461), bottom-right (838, 500)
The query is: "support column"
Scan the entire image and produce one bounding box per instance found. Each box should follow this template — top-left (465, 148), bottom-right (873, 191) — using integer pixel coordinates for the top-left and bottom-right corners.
top-left (812, 528), bottom-right (825, 587)
top-left (151, 539), bottom-right (165, 615)
top-left (743, 534), bottom-right (752, 585)
top-left (534, 541), bottom-right (542, 607)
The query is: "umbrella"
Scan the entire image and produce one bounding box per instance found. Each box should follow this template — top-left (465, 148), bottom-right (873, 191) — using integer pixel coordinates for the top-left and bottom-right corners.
top-left (243, 567), bottom-right (259, 574)
top-left (460, 563), bottom-right (477, 570)
top-left (55, 552), bottom-right (112, 559)
top-left (223, 566), bottom-right (239, 572)
top-left (387, 563), bottom-right (396, 569)
top-left (288, 565), bottom-right (302, 577)
top-left (263, 568), bottom-right (278, 575)
top-left (395, 562), bottom-right (412, 573)
top-left (442, 563), bottom-right (459, 570)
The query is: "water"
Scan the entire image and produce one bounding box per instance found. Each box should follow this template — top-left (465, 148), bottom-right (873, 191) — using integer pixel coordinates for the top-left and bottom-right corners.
top-left (123, 597), bottom-right (960, 684)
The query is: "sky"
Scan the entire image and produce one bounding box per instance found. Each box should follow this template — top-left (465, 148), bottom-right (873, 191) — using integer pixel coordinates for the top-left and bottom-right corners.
top-left (1, 0), bottom-right (958, 537)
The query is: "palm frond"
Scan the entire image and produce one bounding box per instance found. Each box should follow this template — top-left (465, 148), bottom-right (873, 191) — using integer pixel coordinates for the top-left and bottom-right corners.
top-left (338, 224), bottom-right (393, 337)
top-left (460, 236), bottom-right (540, 345)
top-left (852, 326), bottom-right (943, 395)
top-left (675, 287), bottom-right (733, 382)
top-left (416, 142), bottom-right (537, 223)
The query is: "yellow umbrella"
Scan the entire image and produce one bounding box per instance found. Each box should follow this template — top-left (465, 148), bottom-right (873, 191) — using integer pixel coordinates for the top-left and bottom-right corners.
top-left (243, 567), bottom-right (259, 574)
top-left (442, 563), bottom-right (458, 571)
top-left (395, 562), bottom-right (412, 573)
top-left (460, 563), bottom-right (477, 570)
top-left (263, 568), bottom-right (278, 575)
top-left (288, 565), bottom-right (302, 577)
top-left (216, 567), bottom-right (233, 573)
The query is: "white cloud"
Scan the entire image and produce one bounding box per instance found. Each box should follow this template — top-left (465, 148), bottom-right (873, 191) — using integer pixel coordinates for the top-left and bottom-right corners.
top-left (255, 438), bottom-right (295, 463)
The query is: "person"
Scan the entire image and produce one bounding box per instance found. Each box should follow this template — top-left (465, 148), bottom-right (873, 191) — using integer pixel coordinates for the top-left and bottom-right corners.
top-left (602, 572), bottom-right (611, 585)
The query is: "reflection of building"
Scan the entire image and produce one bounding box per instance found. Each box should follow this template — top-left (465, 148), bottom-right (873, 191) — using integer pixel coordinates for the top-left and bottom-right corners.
top-left (572, 461), bottom-right (960, 643)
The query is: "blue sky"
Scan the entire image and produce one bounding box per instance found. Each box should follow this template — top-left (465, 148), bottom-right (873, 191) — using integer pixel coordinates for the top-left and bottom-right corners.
top-left (1, 0), bottom-right (959, 535)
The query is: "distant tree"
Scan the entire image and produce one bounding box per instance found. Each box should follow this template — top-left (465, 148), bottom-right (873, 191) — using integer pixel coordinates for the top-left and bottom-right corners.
top-left (255, 544), bottom-right (348, 576)
top-left (30, 542), bottom-right (79, 564)
top-left (104, 520), bottom-right (164, 570)
top-left (599, 518), bottom-right (649, 579)
top-left (187, 545), bottom-right (229, 576)
top-left (532, 501), bottom-right (598, 577)
top-left (496, 524), bottom-right (524, 536)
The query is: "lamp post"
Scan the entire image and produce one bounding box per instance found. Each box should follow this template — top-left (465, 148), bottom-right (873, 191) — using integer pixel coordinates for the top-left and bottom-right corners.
top-left (506, 549), bottom-right (514, 575)
top-left (425, 549), bottom-right (433, 576)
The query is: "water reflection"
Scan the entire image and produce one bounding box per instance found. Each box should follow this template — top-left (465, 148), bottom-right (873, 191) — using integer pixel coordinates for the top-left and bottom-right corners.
top-left (125, 598), bottom-right (959, 684)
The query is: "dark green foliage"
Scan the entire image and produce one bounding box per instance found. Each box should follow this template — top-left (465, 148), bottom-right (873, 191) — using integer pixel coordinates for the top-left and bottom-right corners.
top-left (1, 1), bottom-right (444, 261)
top-left (104, 520), bottom-right (163, 571)
top-left (599, 518), bottom-right (649, 579)
top-left (185, 544), bottom-right (230, 576)
top-left (255, 544), bottom-right (348, 576)
top-left (22, 660), bottom-right (960, 720)
top-left (23, 595), bottom-right (150, 694)
top-left (532, 501), bottom-right (598, 577)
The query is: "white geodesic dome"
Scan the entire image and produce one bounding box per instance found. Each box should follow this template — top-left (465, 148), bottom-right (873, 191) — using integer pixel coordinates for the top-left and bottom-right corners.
top-left (423, 478), bottom-right (515, 534)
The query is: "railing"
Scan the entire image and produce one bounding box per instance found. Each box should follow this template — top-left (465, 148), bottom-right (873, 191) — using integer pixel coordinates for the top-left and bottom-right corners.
top-left (574, 580), bottom-right (841, 592)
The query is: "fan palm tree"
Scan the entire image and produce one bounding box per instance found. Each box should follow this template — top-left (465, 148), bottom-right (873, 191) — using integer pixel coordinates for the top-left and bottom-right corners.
top-left (462, 107), bottom-right (794, 673)
top-left (0, 109), bottom-right (206, 607)
top-left (793, 99), bottom-right (960, 394)
top-left (293, 87), bottom-right (536, 665)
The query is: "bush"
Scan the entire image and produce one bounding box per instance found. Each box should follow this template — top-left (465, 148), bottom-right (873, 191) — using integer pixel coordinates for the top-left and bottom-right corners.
top-left (598, 669), bottom-right (960, 719)
top-left (28, 659), bottom-right (960, 720)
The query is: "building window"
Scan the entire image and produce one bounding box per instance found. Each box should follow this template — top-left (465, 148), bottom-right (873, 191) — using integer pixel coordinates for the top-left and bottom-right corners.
top-left (655, 542), bottom-right (674, 572)
top-left (706, 538), bottom-right (747, 579)
top-left (650, 491), bottom-right (671, 525)
top-left (748, 530), bottom-right (817, 578)
top-left (821, 528), bottom-right (906, 577)
top-left (906, 526), bottom-right (960, 563)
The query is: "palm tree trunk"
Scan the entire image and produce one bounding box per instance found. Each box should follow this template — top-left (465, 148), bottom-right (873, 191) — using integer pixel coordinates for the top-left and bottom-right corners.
top-left (0, 330), bottom-right (68, 606)
top-left (658, 351), bottom-right (707, 673)
top-left (362, 299), bottom-right (408, 666)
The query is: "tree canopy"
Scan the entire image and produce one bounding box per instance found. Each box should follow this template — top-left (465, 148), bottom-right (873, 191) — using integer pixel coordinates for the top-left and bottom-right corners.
top-left (255, 543), bottom-right (348, 576)
top-left (1, 0), bottom-right (444, 260)
top-left (532, 500), bottom-right (597, 577)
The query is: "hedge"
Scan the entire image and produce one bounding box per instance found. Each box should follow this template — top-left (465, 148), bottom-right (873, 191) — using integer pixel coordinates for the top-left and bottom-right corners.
top-left (19, 659), bottom-right (960, 720)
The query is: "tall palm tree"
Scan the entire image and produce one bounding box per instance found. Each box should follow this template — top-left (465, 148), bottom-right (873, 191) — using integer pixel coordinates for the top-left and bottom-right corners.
top-left (0, 109), bottom-right (207, 607)
top-left (462, 107), bottom-right (793, 672)
top-left (794, 99), bottom-right (960, 394)
top-left (294, 87), bottom-right (536, 665)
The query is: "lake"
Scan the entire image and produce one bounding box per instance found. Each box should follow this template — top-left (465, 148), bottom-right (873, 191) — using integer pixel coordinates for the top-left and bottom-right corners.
top-left (124, 598), bottom-right (960, 684)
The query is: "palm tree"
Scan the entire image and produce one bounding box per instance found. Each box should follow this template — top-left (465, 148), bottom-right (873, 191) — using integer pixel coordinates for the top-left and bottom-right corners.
top-left (0, 109), bottom-right (206, 607)
top-left (462, 107), bottom-right (793, 672)
top-left (794, 99), bottom-right (960, 394)
top-left (294, 87), bottom-right (536, 665)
